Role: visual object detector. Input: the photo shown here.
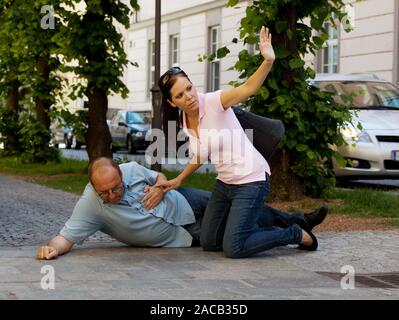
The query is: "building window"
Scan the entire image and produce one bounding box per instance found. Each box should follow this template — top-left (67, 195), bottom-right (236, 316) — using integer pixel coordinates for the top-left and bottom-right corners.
top-left (170, 34), bottom-right (180, 67)
top-left (320, 20), bottom-right (339, 73)
top-left (208, 25), bottom-right (221, 91)
top-left (148, 40), bottom-right (155, 95)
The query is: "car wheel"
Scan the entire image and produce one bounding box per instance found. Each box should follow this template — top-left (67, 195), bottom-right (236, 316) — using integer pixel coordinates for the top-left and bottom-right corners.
top-left (336, 177), bottom-right (350, 188)
top-left (127, 136), bottom-right (136, 154)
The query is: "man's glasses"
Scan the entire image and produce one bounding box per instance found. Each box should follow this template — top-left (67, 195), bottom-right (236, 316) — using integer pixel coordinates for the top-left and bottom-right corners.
top-left (160, 66), bottom-right (182, 86)
top-left (97, 181), bottom-right (124, 201)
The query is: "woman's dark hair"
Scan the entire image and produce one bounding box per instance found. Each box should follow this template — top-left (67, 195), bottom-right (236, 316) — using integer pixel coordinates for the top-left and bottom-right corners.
top-left (158, 67), bottom-right (191, 137)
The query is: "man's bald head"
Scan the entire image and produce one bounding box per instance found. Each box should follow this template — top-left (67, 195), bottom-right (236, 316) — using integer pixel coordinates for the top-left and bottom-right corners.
top-left (88, 157), bottom-right (122, 186)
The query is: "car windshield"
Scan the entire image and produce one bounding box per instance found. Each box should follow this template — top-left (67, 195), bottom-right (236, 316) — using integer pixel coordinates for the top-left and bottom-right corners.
top-left (126, 111), bottom-right (151, 124)
top-left (314, 81), bottom-right (399, 110)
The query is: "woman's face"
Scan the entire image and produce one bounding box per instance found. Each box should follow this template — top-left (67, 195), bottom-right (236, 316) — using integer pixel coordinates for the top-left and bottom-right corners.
top-left (168, 76), bottom-right (199, 114)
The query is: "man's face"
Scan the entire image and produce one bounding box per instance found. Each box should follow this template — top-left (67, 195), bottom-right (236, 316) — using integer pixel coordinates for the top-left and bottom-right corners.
top-left (92, 169), bottom-right (124, 204)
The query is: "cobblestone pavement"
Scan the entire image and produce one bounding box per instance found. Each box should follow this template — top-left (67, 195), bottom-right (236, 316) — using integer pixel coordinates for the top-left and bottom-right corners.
top-left (0, 174), bottom-right (114, 246)
top-left (1, 173), bottom-right (398, 300)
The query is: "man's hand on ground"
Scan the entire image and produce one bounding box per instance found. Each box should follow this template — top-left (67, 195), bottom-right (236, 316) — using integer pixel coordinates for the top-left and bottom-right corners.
top-left (37, 246), bottom-right (58, 260)
top-left (142, 185), bottom-right (164, 210)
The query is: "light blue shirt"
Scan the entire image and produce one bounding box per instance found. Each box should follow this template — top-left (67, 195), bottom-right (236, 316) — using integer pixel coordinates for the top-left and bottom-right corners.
top-left (60, 161), bottom-right (195, 247)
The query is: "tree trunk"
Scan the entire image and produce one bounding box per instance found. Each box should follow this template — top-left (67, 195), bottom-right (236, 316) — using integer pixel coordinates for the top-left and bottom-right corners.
top-left (3, 80), bottom-right (20, 155)
top-left (86, 84), bottom-right (112, 162)
top-left (282, 4), bottom-right (299, 86)
top-left (35, 55), bottom-right (51, 131)
top-left (268, 150), bottom-right (304, 201)
top-left (266, 5), bottom-right (305, 201)
top-left (6, 81), bottom-right (19, 113)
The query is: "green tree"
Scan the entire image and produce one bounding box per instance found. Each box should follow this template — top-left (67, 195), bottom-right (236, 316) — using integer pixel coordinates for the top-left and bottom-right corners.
top-left (0, 0), bottom-right (62, 162)
top-left (0, 0), bottom-right (23, 156)
top-left (15, 0), bottom-right (61, 163)
top-left (55, 0), bottom-right (139, 162)
top-left (221, 0), bottom-right (354, 199)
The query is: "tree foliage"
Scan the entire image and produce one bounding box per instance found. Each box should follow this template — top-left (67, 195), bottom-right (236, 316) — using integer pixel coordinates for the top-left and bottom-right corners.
top-left (0, 0), bottom-right (62, 162)
top-left (0, 1), bottom-right (23, 156)
top-left (0, 0), bottom-right (139, 163)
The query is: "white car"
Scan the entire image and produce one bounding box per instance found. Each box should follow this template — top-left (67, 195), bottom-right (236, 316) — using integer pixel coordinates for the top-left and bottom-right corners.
top-left (312, 74), bottom-right (399, 181)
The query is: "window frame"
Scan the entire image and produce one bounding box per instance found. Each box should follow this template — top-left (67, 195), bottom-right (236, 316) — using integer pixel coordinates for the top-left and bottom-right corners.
top-left (317, 16), bottom-right (340, 74)
top-left (169, 34), bottom-right (180, 68)
top-left (148, 39), bottom-right (156, 97)
top-left (208, 25), bottom-right (221, 92)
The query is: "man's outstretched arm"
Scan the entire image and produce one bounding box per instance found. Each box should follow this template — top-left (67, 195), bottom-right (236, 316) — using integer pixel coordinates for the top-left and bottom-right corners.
top-left (37, 235), bottom-right (74, 260)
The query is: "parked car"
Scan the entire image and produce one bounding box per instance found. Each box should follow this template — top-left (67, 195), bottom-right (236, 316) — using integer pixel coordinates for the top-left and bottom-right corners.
top-left (50, 119), bottom-right (85, 149)
top-left (311, 73), bottom-right (399, 181)
top-left (109, 110), bottom-right (152, 154)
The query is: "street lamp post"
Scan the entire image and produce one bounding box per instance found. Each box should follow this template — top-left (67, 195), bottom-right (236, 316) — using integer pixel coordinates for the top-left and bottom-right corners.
top-left (150, 0), bottom-right (162, 171)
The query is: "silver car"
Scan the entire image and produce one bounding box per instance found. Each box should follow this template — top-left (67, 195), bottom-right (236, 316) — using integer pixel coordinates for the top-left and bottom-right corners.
top-left (312, 74), bottom-right (399, 181)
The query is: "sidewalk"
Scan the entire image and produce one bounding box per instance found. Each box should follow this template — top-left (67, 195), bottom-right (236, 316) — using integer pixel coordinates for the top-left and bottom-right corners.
top-left (1, 173), bottom-right (398, 300)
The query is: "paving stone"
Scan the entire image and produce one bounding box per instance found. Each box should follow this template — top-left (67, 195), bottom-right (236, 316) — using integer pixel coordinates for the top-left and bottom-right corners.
top-left (160, 288), bottom-right (246, 300)
top-left (0, 248), bottom-right (38, 258)
top-left (43, 280), bottom-right (113, 291)
top-left (0, 273), bottom-right (44, 283)
top-left (299, 287), bottom-right (399, 299)
top-left (171, 279), bottom-right (253, 290)
top-left (124, 271), bottom-right (196, 281)
top-left (56, 271), bottom-right (132, 281)
top-left (105, 279), bottom-right (185, 290)
top-left (6, 288), bottom-right (95, 300)
top-left (228, 287), bottom-right (312, 300)
top-left (277, 231), bottom-right (399, 274)
top-left (242, 274), bottom-right (339, 289)
top-left (0, 266), bottom-right (20, 274)
top-left (90, 289), bottom-right (173, 300)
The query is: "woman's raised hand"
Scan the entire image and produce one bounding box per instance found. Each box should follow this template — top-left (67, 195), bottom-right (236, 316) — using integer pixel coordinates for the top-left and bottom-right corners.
top-left (259, 26), bottom-right (275, 63)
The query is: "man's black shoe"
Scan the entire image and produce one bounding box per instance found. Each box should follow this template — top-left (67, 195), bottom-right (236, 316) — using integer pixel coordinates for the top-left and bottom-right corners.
top-left (303, 204), bottom-right (328, 230)
top-left (272, 204), bottom-right (328, 230)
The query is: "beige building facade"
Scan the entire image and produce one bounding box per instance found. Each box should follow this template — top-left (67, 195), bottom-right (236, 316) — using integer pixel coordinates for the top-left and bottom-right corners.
top-left (111, 0), bottom-right (399, 111)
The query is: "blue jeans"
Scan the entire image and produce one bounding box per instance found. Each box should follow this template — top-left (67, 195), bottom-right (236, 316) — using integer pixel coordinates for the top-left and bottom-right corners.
top-left (177, 187), bottom-right (212, 246)
top-left (200, 175), bottom-right (303, 258)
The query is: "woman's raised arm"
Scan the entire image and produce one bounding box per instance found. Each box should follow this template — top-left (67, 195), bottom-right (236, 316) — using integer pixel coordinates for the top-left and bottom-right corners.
top-left (220, 26), bottom-right (275, 110)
